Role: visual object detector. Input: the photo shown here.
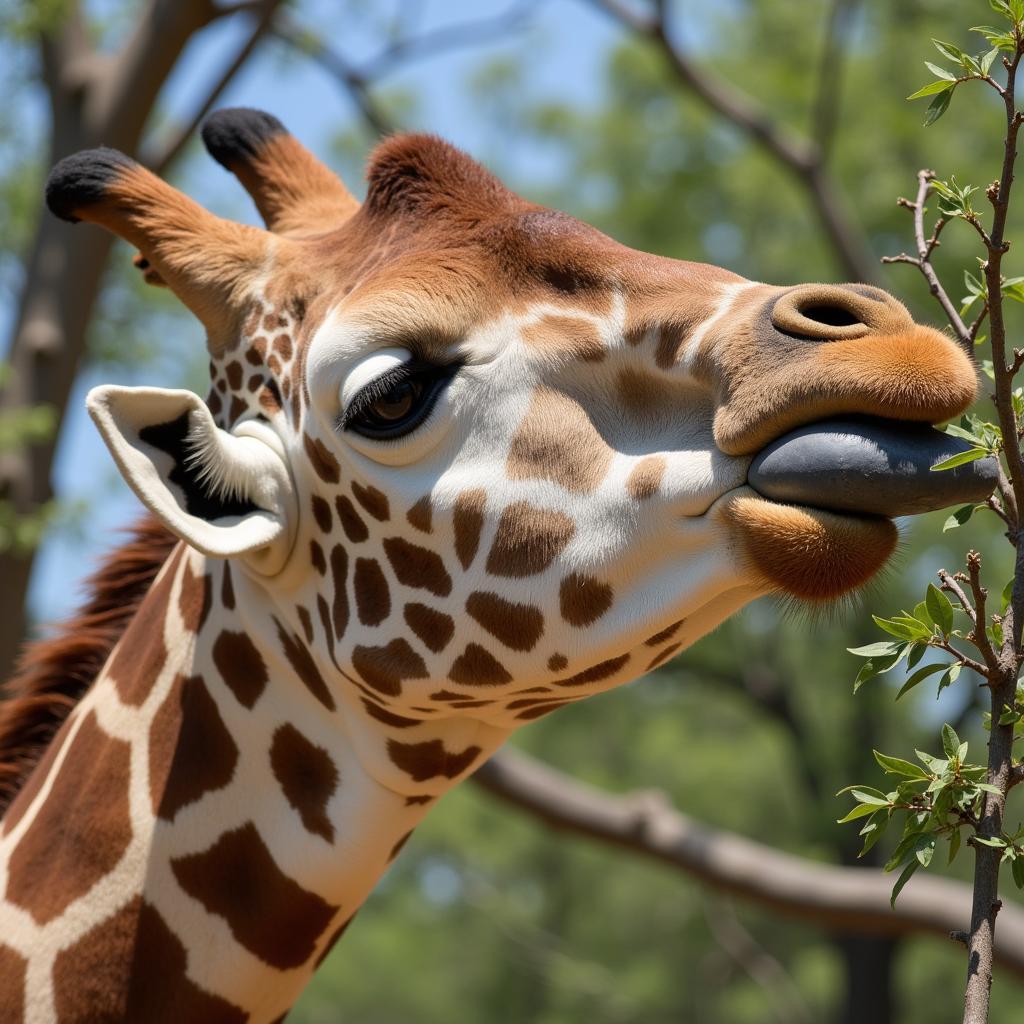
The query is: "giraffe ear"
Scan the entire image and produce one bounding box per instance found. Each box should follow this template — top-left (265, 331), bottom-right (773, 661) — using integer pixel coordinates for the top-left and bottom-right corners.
top-left (86, 386), bottom-right (298, 575)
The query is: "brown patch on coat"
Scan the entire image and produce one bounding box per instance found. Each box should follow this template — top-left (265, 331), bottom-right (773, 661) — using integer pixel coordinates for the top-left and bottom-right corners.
top-left (259, 381), bottom-right (282, 415)
top-left (297, 604), bottom-right (314, 643)
top-left (171, 822), bottom-right (338, 969)
top-left (547, 653), bottom-right (568, 672)
top-left (507, 388), bottom-right (613, 494)
top-left (383, 537), bottom-right (453, 596)
top-left (225, 361), bottom-right (243, 390)
top-left (626, 455), bottom-right (666, 501)
top-left (212, 630), bottom-right (268, 709)
top-left (352, 638), bottom-right (428, 697)
top-left (334, 496), bottom-right (368, 544)
top-left (149, 674), bottom-right (238, 822)
top-left (486, 502), bottom-right (575, 578)
top-left (387, 738), bottom-right (483, 782)
top-left (221, 562), bottom-right (236, 610)
top-left (516, 702), bottom-right (571, 720)
top-left (303, 434), bottom-right (341, 484)
top-left (448, 643), bottom-right (513, 687)
top-left (354, 558), bottom-right (391, 626)
top-left (389, 830), bottom-right (414, 861)
top-left (52, 897), bottom-right (247, 1023)
top-left (310, 539), bottom-right (327, 575)
top-left (466, 592), bottom-right (544, 650)
top-left (351, 481), bottom-right (390, 521)
top-left (311, 495), bottom-right (333, 533)
top-left (331, 544), bottom-right (350, 641)
top-left (645, 619), bottom-right (684, 646)
top-left (555, 653), bottom-right (631, 688)
top-left (406, 495), bottom-right (433, 533)
top-left (647, 643), bottom-right (683, 671)
top-left (274, 619), bottom-right (336, 711)
top-left (453, 488), bottom-right (486, 570)
top-left (5, 711), bottom-right (132, 925)
top-left (0, 945), bottom-right (26, 1023)
top-left (178, 557), bottom-right (213, 633)
top-left (270, 723), bottom-right (339, 842)
top-left (522, 314), bottom-right (606, 362)
top-left (361, 698), bottom-right (420, 728)
top-left (404, 603), bottom-right (455, 653)
top-left (106, 548), bottom-right (180, 706)
top-left (274, 333), bottom-right (294, 360)
top-left (559, 574), bottom-right (613, 627)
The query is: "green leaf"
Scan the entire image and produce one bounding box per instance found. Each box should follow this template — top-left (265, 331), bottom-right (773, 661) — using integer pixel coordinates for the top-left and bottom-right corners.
top-left (907, 79), bottom-right (956, 100)
top-left (916, 750), bottom-right (948, 772)
top-left (1013, 855), bottom-right (1024, 889)
top-left (943, 504), bottom-right (977, 531)
top-left (837, 801), bottom-right (881, 824)
top-left (949, 827), bottom-right (962, 864)
top-left (924, 60), bottom-right (958, 81)
top-left (891, 860), bottom-right (919, 907)
top-left (923, 88), bottom-right (953, 127)
top-left (981, 46), bottom-right (1001, 74)
top-left (859, 814), bottom-right (889, 858)
top-left (1002, 578), bottom-right (1014, 614)
top-left (916, 836), bottom-right (937, 868)
top-left (932, 39), bottom-right (967, 64)
top-left (927, 584), bottom-right (955, 636)
top-left (848, 641), bottom-right (903, 658)
top-left (897, 662), bottom-right (947, 700)
top-left (974, 835), bottom-right (1008, 847)
top-left (942, 724), bottom-right (962, 759)
top-left (873, 750), bottom-right (930, 780)
top-left (931, 448), bottom-right (991, 470)
top-left (872, 615), bottom-right (928, 641)
top-left (851, 789), bottom-right (891, 807)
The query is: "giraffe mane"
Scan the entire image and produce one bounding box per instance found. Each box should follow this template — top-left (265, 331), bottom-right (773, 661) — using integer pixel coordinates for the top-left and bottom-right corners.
top-left (0, 514), bottom-right (177, 818)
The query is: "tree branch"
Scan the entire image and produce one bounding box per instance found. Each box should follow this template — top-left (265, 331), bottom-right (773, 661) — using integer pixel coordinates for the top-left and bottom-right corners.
top-left (472, 746), bottom-right (1024, 977)
top-left (588, 0), bottom-right (879, 283)
top-left (145, 0), bottom-right (286, 174)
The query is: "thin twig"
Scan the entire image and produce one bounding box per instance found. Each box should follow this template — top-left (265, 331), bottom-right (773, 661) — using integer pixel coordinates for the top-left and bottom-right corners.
top-left (144, 0), bottom-right (285, 174)
top-left (881, 169), bottom-right (972, 347)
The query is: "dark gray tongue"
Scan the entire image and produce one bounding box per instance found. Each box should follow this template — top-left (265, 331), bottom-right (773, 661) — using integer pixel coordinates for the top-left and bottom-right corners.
top-left (748, 417), bottom-right (998, 517)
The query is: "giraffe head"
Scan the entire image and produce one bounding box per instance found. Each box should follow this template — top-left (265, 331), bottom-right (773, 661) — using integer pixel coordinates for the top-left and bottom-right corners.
top-left (46, 109), bottom-right (980, 741)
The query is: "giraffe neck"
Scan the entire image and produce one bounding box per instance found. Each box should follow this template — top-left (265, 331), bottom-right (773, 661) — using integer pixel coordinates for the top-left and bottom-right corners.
top-left (0, 542), bottom-right (500, 1023)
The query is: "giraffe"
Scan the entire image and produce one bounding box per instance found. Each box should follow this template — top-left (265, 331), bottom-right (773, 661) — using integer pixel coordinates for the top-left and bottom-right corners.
top-left (0, 107), bottom-right (985, 1022)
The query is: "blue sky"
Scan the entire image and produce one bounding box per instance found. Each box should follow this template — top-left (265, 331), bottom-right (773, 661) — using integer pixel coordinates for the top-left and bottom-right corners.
top-left (15, 0), bottom-right (623, 624)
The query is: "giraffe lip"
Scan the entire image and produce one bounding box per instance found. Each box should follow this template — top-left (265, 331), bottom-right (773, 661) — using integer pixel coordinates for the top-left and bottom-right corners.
top-left (747, 415), bottom-right (998, 517)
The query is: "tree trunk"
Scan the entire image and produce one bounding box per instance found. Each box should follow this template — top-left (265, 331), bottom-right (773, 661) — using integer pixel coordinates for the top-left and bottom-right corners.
top-left (833, 933), bottom-right (898, 1024)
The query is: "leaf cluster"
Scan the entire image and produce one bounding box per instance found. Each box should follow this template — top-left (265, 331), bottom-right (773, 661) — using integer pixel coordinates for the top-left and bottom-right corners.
top-left (838, 726), bottom-right (1008, 905)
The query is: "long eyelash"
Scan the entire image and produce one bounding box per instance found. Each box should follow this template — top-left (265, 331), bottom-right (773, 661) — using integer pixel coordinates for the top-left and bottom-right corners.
top-left (338, 358), bottom-right (459, 431)
top-left (339, 363), bottom-right (417, 431)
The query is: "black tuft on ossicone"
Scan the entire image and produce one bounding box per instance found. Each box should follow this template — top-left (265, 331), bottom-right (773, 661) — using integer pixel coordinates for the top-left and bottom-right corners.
top-left (45, 147), bottom-right (135, 223)
top-left (201, 108), bottom-right (286, 169)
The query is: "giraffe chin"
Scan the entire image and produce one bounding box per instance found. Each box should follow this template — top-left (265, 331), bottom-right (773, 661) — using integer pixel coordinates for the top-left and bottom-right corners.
top-left (719, 490), bottom-right (898, 602)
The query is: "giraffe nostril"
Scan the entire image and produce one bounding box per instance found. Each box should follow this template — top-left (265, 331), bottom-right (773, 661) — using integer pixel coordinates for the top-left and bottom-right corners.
top-left (769, 286), bottom-right (877, 342)
top-left (798, 304), bottom-right (861, 328)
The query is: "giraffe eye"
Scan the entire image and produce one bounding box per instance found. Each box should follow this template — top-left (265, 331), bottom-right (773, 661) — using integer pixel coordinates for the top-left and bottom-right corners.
top-left (342, 360), bottom-right (460, 440)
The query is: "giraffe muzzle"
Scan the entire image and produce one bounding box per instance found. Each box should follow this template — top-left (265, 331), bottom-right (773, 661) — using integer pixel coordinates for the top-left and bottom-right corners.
top-left (747, 416), bottom-right (998, 517)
